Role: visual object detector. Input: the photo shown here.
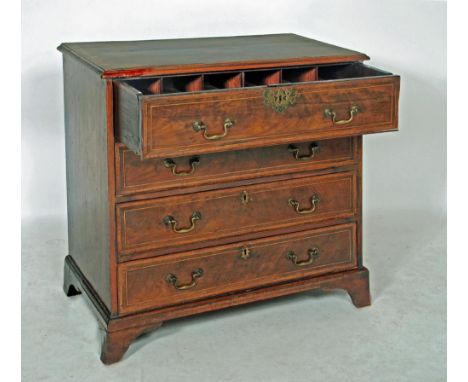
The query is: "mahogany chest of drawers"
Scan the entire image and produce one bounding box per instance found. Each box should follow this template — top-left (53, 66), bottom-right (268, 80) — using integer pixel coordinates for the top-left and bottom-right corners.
top-left (58, 34), bottom-right (400, 364)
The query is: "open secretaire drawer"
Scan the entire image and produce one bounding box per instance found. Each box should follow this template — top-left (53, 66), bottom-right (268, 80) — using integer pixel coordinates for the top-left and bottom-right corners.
top-left (114, 62), bottom-right (400, 159)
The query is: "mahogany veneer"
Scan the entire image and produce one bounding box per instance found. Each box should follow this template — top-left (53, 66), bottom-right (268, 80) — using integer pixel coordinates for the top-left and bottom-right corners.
top-left (59, 34), bottom-right (399, 364)
top-left (115, 137), bottom-right (357, 199)
top-left (119, 224), bottom-right (357, 314)
top-left (117, 172), bottom-right (356, 260)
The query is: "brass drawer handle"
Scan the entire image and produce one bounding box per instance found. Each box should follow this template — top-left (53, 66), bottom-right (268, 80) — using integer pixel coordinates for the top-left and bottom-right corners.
top-left (166, 268), bottom-right (204, 290)
top-left (288, 142), bottom-right (320, 160)
top-left (324, 105), bottom-right (359, 125)
top-left (286, 248), bottom-right (320, 267)
top-left (163, 211), bottom-right (202, 233)
top-left (192, 118), bottom-right (234, 140)
top-left (163, 157), bottom-right (200, 176)
top-left (264, 88), bottom-right (298, 113)
top-left (288, 194), bottom-right (320, 214)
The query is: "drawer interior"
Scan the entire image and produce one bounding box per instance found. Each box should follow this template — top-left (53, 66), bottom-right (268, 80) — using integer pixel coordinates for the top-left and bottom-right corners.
top-left (282, 66), bottom-right (317, 83)
top-left (121, 63), bottom-right (393, 95)
top-left (244, 69), bottom-right (281, 87)
top-left (204, 72), bottom-right (242, 90)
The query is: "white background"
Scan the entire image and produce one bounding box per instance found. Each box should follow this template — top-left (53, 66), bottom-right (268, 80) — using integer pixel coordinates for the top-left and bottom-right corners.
top-left (21, 0), bottom-right (446, 219)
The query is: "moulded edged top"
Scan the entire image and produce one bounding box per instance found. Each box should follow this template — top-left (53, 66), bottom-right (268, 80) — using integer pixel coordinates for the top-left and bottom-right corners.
top-left (57, 34), bottom-right (369, 79)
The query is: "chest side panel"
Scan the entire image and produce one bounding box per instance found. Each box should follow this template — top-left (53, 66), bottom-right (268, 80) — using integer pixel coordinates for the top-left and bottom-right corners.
top-left (63, 55), bottom-right (112, 311)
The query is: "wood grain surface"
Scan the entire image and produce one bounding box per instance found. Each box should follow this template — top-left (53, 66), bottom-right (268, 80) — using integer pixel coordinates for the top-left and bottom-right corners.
top-left (115, 137), bottom-right (357, 198)
top-left (59, 34), bottom-right (396, 364)
top-left (114, 73), bottom-right (399, 159)
top-left (58, 34), bottom-right (369, 78)
top-left (118, 223), bottom-right (357, 314)
top-left (116, 172), bottom-right (357, 259)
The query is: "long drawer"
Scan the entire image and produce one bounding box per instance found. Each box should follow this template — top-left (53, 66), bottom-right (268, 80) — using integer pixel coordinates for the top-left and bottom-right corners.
top-left (115, 137), bottom-right (357, 197)
top-left (114, 63), bottom-right (399, 159)
top-left (116, 171), bottom-right (357, 260)
top-left (118, 223), bottom-right (357, 314)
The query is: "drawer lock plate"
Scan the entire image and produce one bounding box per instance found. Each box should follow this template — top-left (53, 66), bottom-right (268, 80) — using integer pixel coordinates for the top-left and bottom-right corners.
top-left (263, 88), bottom-right (298, 113)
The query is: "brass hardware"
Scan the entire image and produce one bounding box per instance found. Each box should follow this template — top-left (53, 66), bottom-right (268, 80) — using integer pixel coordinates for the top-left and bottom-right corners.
top-left (288, 142), bottom-right (320, 160)
top-left (163, 157), bottom-right (200, 176)
top-left (163, 211), bottom-right (202, 233)
top-left (264, 88), bottom-right (298, 113)
top-left (288, 194), bottom-right (320, 214)
top-left (240, 246), bottom-right (252, 260)
top-left (192, 118), bottom-right (235, 140)
top-left (286, 248), bottom-right (320, 267)
top-left (324, 105), bottom-right (359, 125)
top-left (241, 190), bottom-right (250, 204)
top-left (166, 268), bottom-right (204, 290)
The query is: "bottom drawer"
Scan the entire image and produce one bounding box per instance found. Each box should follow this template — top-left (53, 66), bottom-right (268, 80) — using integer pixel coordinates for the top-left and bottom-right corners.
top-left (118, 223), bottom-right (357, 314)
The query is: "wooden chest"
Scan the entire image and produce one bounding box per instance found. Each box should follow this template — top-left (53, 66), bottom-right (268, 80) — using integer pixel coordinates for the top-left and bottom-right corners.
top-left (59, 34), bottom-right (400, 364)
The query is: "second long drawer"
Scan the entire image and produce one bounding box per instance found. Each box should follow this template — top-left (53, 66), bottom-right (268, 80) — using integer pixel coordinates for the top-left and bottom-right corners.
top-left (117, 171), bottom-right (357, 260)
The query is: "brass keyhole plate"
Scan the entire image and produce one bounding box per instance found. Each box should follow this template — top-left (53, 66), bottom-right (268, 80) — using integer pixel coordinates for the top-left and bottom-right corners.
top-left (241, 190), bottom-right (250, 204)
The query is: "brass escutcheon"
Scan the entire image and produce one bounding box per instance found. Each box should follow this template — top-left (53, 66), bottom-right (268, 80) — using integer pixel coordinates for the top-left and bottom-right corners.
top-left (240, 246), bottom-right (252, 260)
top-left (263, 88), bottom-right (298, 113)
top-left (241, 190), bottom-right (250, 204)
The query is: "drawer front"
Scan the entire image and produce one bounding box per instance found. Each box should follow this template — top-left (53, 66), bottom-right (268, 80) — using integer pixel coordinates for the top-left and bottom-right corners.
top-left (116, 171), bottom-right (356, 259)
top-left (116, 137), bottom-right (357, 197)
top-left (118, 223), bottom-right (357, 314)
top-left (134, 76), bottom-right (398, 159)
